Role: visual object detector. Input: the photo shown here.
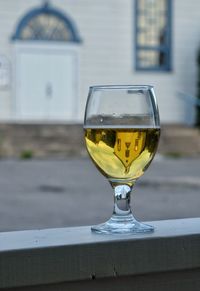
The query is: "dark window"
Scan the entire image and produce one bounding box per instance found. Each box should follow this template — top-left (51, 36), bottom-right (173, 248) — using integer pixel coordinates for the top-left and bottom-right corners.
top-left (135, 0), bottom-right (172, 71)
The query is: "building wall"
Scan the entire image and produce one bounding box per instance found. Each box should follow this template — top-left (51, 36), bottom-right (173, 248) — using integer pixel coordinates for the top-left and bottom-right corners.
top-left (0, 0), bottom-right (42, 119)
top-left (0, 0), bottom-right (199, 124)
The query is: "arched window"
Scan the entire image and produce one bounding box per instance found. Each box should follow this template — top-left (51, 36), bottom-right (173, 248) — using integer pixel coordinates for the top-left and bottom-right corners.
top-left (12, 2), bottom-right (81, 42)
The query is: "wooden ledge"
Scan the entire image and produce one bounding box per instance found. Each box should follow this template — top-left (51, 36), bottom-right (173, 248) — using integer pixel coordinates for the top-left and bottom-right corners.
top-left (0, 218), bottom-right (200, 289)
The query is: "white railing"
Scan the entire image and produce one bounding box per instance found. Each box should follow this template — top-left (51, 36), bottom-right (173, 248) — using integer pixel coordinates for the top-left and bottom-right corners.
top-left (0, 218), bottom-right (200, 290)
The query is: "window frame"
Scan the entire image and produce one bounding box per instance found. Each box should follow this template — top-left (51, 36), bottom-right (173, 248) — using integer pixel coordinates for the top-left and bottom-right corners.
top-left (135, 0), bottom-right (172, 72)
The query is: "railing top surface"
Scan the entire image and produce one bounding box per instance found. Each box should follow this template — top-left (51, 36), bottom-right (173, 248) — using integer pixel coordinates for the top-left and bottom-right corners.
top-left (0, 218), bottom-right (200, 252)
top-left (0, 218), bottom-right (200, 289)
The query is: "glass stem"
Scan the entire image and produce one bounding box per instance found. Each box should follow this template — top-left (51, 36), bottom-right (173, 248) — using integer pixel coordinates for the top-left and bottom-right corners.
top-left (113, 185), bottom-right (133, 217)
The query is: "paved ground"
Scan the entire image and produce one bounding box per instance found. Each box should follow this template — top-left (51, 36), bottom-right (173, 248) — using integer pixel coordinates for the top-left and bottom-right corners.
top-left (0, 156), bottom-right (200, 232)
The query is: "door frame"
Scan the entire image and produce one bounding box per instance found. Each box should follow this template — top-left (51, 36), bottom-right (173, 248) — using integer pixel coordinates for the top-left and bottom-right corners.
top-left (13, 41), bottom-right (80, 122)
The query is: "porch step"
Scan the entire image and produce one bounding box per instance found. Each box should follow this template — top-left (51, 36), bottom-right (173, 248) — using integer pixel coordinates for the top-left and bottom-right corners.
top-left (159, 124), bottom-right (200, 156)
top-left (0, 123), bottom-right (198, 158)
top-left (0, 123), bottom-right (85, 158)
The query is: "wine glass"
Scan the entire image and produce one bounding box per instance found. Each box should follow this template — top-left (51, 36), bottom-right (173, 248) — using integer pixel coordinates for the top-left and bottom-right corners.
top-left (84, 85), bottom-right (160, 234)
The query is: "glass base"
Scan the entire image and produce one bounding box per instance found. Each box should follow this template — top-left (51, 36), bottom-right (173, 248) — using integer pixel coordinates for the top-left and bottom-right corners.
top-left (91, 214), bottom-right (154, 234)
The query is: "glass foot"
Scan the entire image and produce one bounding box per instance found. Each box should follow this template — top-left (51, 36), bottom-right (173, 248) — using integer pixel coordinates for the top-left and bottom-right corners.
top-left (91, 214), bottom-right (154, 234)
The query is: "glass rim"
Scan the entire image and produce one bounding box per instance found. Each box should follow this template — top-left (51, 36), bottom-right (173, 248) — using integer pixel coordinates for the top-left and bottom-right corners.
top-left (89, 85), bottom-right (154, 90)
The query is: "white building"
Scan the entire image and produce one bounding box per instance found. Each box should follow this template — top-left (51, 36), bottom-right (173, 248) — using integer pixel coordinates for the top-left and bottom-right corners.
top-left (0, 0), bottom-right (199, 124)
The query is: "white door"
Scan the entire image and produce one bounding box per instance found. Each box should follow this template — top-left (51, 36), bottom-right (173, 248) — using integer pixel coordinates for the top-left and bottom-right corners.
top-left (15, 45), bottom-right (77, 121)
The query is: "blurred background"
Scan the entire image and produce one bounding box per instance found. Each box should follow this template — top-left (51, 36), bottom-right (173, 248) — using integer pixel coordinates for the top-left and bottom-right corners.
top-left (0, 0), bottom-right (199, 231)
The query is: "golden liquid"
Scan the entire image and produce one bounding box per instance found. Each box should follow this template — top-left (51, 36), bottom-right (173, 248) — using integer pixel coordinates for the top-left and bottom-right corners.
top-left (85, 127), bottom-right (160, 186)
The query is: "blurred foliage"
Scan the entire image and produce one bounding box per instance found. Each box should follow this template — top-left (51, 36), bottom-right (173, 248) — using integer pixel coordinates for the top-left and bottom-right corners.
top-left (164, 152), bottom-right (182, 159)
top-left (20, 150), bottom-right (33, 159)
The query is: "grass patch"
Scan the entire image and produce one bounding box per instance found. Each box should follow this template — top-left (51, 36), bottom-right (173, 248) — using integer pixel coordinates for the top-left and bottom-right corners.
top-left (20, 150), bottom-right (33, 159)
top-left (164, 152), bottom-right (183, 159)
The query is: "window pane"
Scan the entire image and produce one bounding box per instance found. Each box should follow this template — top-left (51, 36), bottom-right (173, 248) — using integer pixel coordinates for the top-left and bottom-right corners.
top-left (21, 14), bottom-right (72, 41)
top-left (138, 50), bottom-right (160, 68)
